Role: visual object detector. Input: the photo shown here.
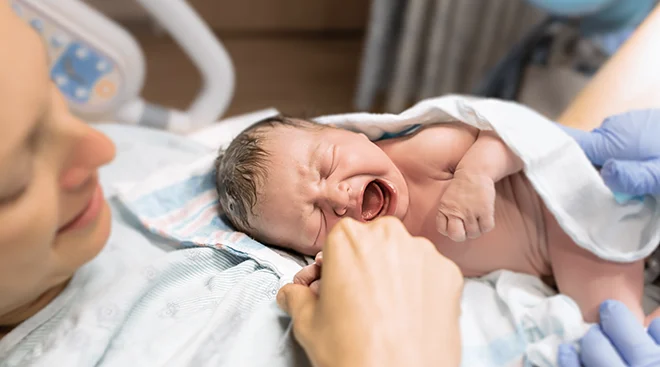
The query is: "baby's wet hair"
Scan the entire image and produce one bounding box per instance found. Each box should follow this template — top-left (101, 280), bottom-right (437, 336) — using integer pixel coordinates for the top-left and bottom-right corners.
top-left (214, 114), bottom-right (324, 235)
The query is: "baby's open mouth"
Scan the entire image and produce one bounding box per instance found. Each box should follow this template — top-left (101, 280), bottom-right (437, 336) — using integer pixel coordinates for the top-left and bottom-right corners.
top-left (361, 180), bottom-right (390, 221)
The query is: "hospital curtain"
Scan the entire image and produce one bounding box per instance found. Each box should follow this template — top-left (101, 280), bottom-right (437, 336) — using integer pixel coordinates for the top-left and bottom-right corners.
top-left (354, 0), bottom-right (545, 112)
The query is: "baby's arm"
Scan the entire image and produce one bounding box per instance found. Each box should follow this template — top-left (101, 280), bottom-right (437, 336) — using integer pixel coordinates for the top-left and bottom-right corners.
top-left (454, 131), bottom-right (523, 182)
top-left (437, 131), bottom-right (523, 241)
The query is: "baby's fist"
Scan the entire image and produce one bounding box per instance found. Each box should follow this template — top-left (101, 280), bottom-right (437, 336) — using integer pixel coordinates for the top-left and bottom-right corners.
top-left (437, 171), bottom-right (496, 242)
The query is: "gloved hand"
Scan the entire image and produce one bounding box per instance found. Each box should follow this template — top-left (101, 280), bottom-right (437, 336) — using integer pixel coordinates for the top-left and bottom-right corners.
top-left (558, 300), bottom-right (660, 367)
top-left (558, 109), bottom-right (660, 196)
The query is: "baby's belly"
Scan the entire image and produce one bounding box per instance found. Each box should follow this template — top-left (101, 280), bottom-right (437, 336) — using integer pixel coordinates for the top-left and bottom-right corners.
top-left (404, 173), bottom-right (552, 277)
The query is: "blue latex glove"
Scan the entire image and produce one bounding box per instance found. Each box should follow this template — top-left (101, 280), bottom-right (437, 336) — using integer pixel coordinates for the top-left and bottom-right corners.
top-left (558, 109), bottom-right (660, 196)
top-left (558, 300), bottom-right (660, 367)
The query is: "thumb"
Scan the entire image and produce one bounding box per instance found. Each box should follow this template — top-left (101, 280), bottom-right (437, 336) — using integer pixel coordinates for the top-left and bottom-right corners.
top-left (601, 158), bottom-right (660, 196)
top-left (648, 318), bottom-right (660, 345)
top-left (277, 284), bottom-right (317, 338)
top-left (557, 344), bottom-right (581, 367)
top-left (574, 128), bottom-right (619, 167)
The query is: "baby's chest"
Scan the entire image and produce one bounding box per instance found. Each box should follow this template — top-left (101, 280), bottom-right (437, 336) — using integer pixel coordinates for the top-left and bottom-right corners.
top-left (403, 174), bottom-right (551, 277)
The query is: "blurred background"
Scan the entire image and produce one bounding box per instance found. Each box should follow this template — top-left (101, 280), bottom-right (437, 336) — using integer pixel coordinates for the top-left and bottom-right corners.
top-left (86, 0), bottom-right (371, 117)
top-left (26, 0), bottom-right (658, 126)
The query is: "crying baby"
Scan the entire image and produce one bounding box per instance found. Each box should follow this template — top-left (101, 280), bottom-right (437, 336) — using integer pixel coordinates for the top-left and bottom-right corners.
top-left (214, 114), bottom-right (651, 324)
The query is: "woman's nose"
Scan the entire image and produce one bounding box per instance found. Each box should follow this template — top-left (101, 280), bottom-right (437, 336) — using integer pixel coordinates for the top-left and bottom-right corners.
top-left (60, 126), bottom-right (116, 190)
top-left (328, 182), bottom-right (351, 216)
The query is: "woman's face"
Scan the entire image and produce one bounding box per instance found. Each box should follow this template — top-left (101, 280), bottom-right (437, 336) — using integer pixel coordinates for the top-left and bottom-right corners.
top-left (0, 4), bottom-right (115, 325)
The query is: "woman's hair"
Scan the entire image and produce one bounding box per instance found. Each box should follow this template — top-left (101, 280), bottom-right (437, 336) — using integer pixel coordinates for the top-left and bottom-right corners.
top-left (214, 115), bottom-right (323, 234)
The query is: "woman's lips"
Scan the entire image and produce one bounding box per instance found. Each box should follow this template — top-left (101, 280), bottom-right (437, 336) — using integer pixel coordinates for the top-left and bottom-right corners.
top-left (58, 183), bottom-right (104, 234)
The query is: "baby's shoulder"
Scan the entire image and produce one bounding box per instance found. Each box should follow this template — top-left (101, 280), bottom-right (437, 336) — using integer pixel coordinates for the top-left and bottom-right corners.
top-left (378, 123), bottom-right (478, 179)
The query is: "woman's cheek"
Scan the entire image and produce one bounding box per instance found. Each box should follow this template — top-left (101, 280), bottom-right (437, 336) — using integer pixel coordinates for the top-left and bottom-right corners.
top-left (0, 171), bottom-right (60, 284)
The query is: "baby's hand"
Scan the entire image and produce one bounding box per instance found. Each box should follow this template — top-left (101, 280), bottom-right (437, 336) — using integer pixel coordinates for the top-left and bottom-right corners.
top-left (437, 170), bottom-right (496, 242)
top-left (293, 252), bottom-right (323, 294)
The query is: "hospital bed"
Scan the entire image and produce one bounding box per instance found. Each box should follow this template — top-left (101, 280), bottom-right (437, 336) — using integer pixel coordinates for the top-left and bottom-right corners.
top-left (10, 0), bottom-right (236, 133)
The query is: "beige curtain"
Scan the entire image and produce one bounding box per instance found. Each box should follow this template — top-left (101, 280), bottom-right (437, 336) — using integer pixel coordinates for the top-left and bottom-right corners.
top-left (355, 0), bottom-right (545, 112)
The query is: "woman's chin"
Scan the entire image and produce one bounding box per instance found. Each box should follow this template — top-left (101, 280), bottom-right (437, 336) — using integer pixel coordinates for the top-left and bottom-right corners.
top-left (54, 200), bottom-right (113, 270)
top-left (86, 201), bottom-right (112, 260)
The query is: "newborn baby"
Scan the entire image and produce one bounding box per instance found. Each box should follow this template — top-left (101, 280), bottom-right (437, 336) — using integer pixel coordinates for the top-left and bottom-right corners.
top-left (214, 115), bottom-right (647, 323)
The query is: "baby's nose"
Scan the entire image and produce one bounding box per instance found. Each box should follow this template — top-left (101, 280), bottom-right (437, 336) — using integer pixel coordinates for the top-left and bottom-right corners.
top-left (330, 182), bottom-right (352, 216)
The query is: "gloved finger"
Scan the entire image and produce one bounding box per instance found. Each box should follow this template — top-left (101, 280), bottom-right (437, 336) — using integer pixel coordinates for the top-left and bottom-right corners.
top-left (648, 318), bottom-right (660, 345)
top-left (600, 110), bottom-right (660, 160)
top-left (555, 123), bottom-right (592, 142)
top-left (580, 325), bottom-right (627, 367)
top-left (572, 127), bottom-right (617, 167)
top-left (557, 344), bottom-right (581, 367)
top-left (446, 217), bottom-right (466, 242)
top-left (436, 212), bottom-right (448, 236)
top-left (598, 300), bottom-right (656, 365)
top-left (644, 307), bottom-right (660, 327)
top-left (601, 158), bottom-right (660, 196)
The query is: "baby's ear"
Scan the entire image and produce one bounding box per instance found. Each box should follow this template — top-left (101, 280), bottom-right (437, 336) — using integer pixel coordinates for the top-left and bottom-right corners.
top-left (216, 200), bottom-right (226, 216)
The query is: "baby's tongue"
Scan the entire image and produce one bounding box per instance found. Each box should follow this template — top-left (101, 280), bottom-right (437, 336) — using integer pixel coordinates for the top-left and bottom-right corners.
top-left (362, 182), bottom-right (383, 221)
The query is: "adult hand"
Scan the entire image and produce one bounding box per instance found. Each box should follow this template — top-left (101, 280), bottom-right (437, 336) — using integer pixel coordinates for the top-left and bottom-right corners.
top-left (559, 110), bottom-right (660, 196)
top-left (292, 252), bottom-right (323, 294)
top-left (558, 300), bottom-right (660, 367)
top-left (277, 217), bottom-right (464, 367)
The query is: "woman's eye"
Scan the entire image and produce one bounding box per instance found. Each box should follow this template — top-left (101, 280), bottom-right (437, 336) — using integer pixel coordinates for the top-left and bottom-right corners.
top-left (0, 186), bottom-right (27, 206)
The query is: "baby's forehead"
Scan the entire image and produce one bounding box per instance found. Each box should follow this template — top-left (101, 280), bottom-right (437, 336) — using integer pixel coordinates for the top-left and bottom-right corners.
top-left (266, 123), bottom-right (323, 142)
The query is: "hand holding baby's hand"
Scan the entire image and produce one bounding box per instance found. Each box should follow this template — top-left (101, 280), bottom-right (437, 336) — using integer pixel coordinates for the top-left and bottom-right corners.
top-left (293, 252), bottom-right (323, 294)
top-left (437, 170), bottom-right (496, 242)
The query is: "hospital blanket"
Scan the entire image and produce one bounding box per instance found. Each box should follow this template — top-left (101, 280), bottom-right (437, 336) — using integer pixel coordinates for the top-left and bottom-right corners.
top-left (115, 95), bottom-right (660, 366)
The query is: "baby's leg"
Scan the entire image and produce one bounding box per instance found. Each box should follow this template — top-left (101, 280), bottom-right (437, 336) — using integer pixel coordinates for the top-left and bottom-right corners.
top-left (544, 208), bottom-right (645, 323)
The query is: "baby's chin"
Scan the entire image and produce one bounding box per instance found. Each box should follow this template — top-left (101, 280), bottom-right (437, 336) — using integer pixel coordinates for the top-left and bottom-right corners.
top-left (296, 243), bottom-right (322, 257)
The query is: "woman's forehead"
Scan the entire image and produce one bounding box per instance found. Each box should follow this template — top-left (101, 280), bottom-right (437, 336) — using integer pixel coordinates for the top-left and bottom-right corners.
top-left (0, 4), bottom-right (50, 159)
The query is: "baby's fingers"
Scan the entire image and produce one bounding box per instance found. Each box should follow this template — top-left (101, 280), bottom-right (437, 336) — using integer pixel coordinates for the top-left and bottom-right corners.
top-left (478, 214), bottom-right (495, 234)
top-left (436, 212), bottom-right (449, 236)
top-left (294, 264), bottom-right (321, 287)
top-left (309, 279), bottom-right (321, 295)
top-left (447, 217), bottom-right (467, 242)
top-left (464, 215), bottom-right (481, 239)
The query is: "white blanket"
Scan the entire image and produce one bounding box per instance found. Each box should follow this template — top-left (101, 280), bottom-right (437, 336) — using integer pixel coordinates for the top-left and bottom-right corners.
top-left (315, 95), bottom-right (660, 263)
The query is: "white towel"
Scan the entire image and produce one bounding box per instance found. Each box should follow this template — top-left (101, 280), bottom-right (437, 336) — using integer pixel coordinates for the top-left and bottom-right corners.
top-left (316, 95), bottom-right (660, 262)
